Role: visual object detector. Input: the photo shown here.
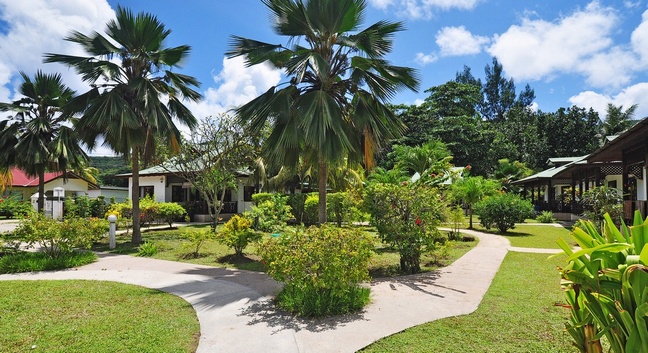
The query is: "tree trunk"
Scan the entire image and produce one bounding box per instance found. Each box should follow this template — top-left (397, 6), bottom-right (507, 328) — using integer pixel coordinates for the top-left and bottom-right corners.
top-left (468, 205), bottom-right (473, 229)
top-left (131, 149), bottom-right (142, 244)
top-left (37, 168), bottom-right (45, 213)
top-left (318, 156), bottom-right (327, 225)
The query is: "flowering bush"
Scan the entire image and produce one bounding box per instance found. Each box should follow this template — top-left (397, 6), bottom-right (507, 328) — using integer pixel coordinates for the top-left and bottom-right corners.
top-left (474, 193), bottom-right (534, 233)
top-left (258, 226), bottom-right (373, 317)
top-left (365, 183), bottom-right (446, 274)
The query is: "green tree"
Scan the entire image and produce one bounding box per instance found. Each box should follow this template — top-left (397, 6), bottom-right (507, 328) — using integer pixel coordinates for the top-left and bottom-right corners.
top-left (227, 0), bottom-right (419, 224)
top-left (546, 106), bottom-right (601, 157)
top-left (480, 58), bottom-right (517, 121)
top-left (451, 176), bottom-right (499, 229)
top-left (602, 103), bottom-right (637, 138)
top-left (0, 71), bottom-right (88, 211)
top-left (45, 7), bottom-right (202, 243)
top-left (390, 139), bottom-right (451, 177)
top-left (163, 115), bottom-right (257, 229)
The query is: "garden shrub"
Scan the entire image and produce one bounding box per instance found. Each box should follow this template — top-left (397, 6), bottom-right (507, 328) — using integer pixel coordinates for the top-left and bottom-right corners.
top-left (137, 242), bottom-right (158, 257)
top-left (287, 193), bottom-right (306, 223)
top-left (365, 183), bottom-right (446, 274)
top-left (302, 193), bottom-right (319, 225)
top-left (536, 210), bottom-right (555, 223)
top-left (247, 193), bottom-right (291, 232)
top-left (181, 228), bottom-right (214, 258)
top-left (448, 206), bottom-right (465, 241)
top-left (258, 226), bottom-right (373, 317)
top-left (473, 193), bottom-right (534, 233)
top-left (217, 215), bottom-right (261, 257)
top-left (12, 213), bottom-right (108, 258)
top-left (0, 251), bottom-right (97, 274)
top-left (89, 196), bottom-right (108, 218)
top-left (326, 192), bottom-right (354, 227)
top-left (580, 185), bottom-right (623, 228)
top-left (156, 202), bottom-right (188, 227)
top-left (251, 193), bottom-right (273, 205)
top-left (0, 195), bottom-right (31, 218)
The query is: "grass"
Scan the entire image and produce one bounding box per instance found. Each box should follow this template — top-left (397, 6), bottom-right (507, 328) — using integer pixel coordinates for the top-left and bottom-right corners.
top-left (0, 280), bottom-right (200, 353)
top-left (0, 251), bottom-right (97, 274)
top-left (499, 224), bottom-right (574, 248)
top-left (361, 252), bottom-right (576, 353)
top-left (92, 224), bottom-right (477, 277)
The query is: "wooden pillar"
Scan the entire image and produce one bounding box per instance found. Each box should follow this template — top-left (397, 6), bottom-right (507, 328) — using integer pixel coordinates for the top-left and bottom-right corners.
top-left (584, 168), bottom-right (590, 192)
top-left (595, 167), bottom-right (602, 187)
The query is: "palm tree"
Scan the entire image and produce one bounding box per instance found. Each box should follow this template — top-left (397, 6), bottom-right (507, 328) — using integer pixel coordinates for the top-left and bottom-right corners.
top-left (0, 71), bottom-right (87, 211)
top-left (602, 103), bottom-right (637, 138)
top-left (391, 139), bottom-right (451, 177)
top-left (227, 0), bottom-right (419, 224)
top-left (45, 6), bottom-right (202, 243)
top-left (451, 176), bottom-right (499, 229)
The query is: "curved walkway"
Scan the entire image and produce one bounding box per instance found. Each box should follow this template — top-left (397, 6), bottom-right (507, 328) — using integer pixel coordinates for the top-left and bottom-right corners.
top-left (1, 228), bottom-right (559, 353)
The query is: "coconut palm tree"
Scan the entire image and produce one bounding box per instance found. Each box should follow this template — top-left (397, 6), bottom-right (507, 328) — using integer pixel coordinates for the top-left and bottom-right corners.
top-left (0, 71), bottom-right (87, 211)
top-left (602, 103), bottom-right (637, 138)
top-left (227, 0), bottom-right (419, 224)
top-left (45, 6), bottom-right (201, 243)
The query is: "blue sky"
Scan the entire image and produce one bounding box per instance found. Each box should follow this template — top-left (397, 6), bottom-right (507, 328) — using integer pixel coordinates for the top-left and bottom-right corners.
top-left (1, 0), bottom-right (647, 153)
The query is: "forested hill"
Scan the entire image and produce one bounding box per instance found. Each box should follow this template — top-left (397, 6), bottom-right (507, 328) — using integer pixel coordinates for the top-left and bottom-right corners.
top-left (89, 156), bottom-right (130, 187)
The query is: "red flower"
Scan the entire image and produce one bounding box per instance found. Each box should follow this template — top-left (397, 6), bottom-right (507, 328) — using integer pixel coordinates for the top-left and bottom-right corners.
top-left (465, 165), bottom-right (472, 170)
top-left (401, 181), bottom-right (407, 186)
top-left (415, 217), bottom-right (421, 225)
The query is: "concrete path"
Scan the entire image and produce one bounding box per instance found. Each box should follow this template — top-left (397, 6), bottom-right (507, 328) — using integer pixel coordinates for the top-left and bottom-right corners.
top-left (1, 228), bottom-right (552, 352)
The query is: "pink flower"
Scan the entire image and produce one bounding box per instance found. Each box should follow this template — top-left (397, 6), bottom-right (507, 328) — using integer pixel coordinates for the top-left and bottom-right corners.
top-left (401, 181), bottom-right (407, 186)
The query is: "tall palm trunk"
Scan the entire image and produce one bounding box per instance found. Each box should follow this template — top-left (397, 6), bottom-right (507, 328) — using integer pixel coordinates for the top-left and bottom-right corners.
top-left (37, 167), bottom-right (45, 213)
top-left (131, 149), bottom-right (142, 244)
top-left (318, 156), bottom-right (327, 225)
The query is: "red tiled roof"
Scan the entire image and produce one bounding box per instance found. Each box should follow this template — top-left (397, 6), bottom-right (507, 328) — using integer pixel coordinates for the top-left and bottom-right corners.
top-left (10, 168), bottom-right (65, 187)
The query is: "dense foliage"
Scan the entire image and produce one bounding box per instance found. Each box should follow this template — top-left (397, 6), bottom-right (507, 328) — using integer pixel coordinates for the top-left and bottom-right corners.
top-left (12, 213), bottom-right (108, 258)
top-left (0, 195), bottom-right (31, 219)
top-left (258, 226), bottom-right (373, 317)
top-left (247, 193), bottom-right (292, 232)
top-left (580, 186), bottom-right (623, 227)
top-left (556, 211), bottom-right (648, 353)
top-left (474, 193), bottom-right (534, 233)
top-left (365, 183), bottom-right (446, 274)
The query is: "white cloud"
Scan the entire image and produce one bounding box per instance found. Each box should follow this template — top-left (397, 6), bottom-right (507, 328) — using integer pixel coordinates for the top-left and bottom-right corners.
top-left (569, 82), bottom-right (648, 120)
top-left (631, 10), bottom-right (648, 67)
top-left (0, 0), bottom-right (115, 103)
top-left (414, 52), bottom-right (438, 65)
top-left (488, 2), bottom-right (631, 87)
top-left (368, 0), bottom-right (480, 19)
top-left (187, 56), bottom-right (282, 120)
top-left (436, 26), bottom-right (489, 56)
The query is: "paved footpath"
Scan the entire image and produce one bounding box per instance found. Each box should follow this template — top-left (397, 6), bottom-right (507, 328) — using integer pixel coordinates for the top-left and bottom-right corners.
top-left (1, 228), bottom-right (551, 352)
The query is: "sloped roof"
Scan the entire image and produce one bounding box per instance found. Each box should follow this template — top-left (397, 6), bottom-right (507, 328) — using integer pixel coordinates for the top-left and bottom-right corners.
top-left (116, 158), bottom-right (252, 178)
top-left (513, 156), bottom-right (588, 184)
top-left (9, 167), bottom-right (99, 189)
top-left (547, 156), bottom-right (586, 166)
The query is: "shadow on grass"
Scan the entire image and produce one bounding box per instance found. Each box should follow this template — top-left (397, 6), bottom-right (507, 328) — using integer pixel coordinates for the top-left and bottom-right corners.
top-left (239, 298), bottom-right (368, 334)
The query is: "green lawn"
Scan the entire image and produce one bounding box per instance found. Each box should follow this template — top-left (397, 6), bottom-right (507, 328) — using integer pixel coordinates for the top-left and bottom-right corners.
top-left (361, 252), bottom-right (576, 353)
top-left (0, 280), bottom-right (199, 353)
top-left (497, 224), bottom-right (574, 249)
top-left (93, 225), bottom-right (477, 277)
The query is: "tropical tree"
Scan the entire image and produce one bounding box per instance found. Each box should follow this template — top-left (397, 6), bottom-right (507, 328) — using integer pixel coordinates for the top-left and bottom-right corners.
top-left (390, 139), bottom-right (452, 177)
top-left (0, 71), bottom-right (88, 211)
top-left (227, 0), bottom-right (419, 224)
top-left (45, 6), bottom-right (202, 243)
top-left (451, 176), bottom-right (499, 229)
top-left (602, 103), bottom-right (637, 138)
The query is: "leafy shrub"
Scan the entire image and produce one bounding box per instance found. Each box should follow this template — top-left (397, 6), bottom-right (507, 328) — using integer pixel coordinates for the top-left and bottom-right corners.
top-left (12, 213), bottom-right (108, 258)
top-left (258, 226), bottom-right (373, 317)
top-left (64, 195), bottom-right (92, 218)
top-left (580, 186), bottom-right (623, 227)
top-left (137, 242), bottom-right (158, 257)
top-left (287, 193), bottom-right (306, 223)
top-left (536, 210), bottom-right (555, 223)
top-left (247, 194), bottom-right (291, 232)
top-left (302, 193), bottom-right (319, 225)
top-left (181, 228), bottom-right (214, 258)
top-left (216, 215), bottom-right (261, 257)
top-left (89, 196), bottom-right (108, 218)
top-left (156, 202), bottom-right (188, 227)
top-left (473, 193), bottom-right (534, 233)
top-left (0, 195), bottom-right (31, 218)
top-left (326, 192), bottom-right (353, 227)
top-left (251, 193), bottom-right (273, 205)
top-left (448, 207), bottom-right (465, 241)
top-left (0, 251), bottom-right (97, 274)
top-left (556, 211), bottom-right (648, 353)
top-left (365, 183), bottom-right (446, 274)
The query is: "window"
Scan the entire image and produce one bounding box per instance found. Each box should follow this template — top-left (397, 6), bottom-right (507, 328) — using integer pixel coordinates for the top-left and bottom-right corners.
top-left (608, 180), bottom-right (617, 189)
top-left (244, 185), bottom-right (256, 202)
top-left (139, 186), bottom-right (154, 199)
top-left (171, 185), bottom-right (186, 202)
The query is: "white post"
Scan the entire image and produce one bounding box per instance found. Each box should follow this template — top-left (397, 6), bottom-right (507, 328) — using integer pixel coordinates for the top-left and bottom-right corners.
top-left (52, 187), bottom-right (64, 220)
top-left (108, 214), bottom-right (117, 249)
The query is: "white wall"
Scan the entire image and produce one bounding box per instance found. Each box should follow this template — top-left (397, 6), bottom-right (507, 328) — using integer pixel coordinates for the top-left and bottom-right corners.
top-left (638, 167), bottom-right (647, 201)
top-left (129, 175), bottom-right (166, 203)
